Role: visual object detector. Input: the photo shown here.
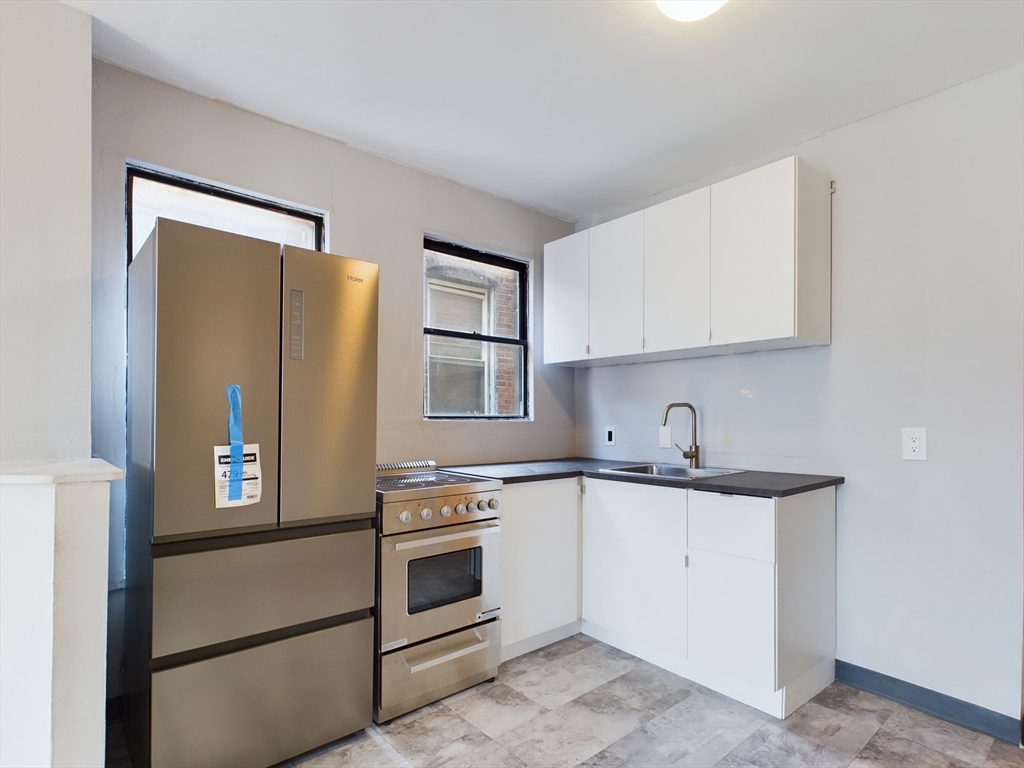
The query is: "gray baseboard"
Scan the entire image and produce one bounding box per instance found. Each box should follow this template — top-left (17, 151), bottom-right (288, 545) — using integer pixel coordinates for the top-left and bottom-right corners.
top-left (835, 660), bottom-right (1020, 746)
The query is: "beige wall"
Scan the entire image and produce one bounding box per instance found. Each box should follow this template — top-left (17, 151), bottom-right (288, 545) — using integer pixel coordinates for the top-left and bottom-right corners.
top-left (0, 0), bottom-right (92, 462)
top-left (574, 64), bottom-right (1024, 718)
top-left (92, 61), bottom-right (574, 592)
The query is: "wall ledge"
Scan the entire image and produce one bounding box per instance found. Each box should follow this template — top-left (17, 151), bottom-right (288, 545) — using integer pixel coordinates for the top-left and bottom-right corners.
top-left (0, 458), bottom-right (124, 485)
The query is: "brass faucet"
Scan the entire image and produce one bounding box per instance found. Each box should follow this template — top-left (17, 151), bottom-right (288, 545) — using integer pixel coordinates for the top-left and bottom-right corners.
top-left (662, 402), bottom-right (700, 469)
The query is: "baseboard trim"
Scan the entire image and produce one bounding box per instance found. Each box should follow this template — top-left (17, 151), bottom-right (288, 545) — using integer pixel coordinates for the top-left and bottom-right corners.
top-left (501, 621), bottom-right (582, 663)
top-left (835, 660), bottom-right (1020, 745)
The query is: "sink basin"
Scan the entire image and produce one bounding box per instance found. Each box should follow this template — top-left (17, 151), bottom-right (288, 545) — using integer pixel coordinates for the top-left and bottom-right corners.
top-left (599, 464), bottom-right (744, 480)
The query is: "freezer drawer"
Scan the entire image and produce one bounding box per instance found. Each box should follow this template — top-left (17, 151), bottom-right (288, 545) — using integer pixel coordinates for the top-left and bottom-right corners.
top-left (151, 618), bottom-right (372, 768)
top-left (377, 621), bottom-right (500, 723)
top-left (152, 529), bottom-right (374, 658)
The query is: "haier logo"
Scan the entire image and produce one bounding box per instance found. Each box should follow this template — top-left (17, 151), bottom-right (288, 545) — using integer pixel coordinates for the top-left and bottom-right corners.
top-left (346, 275), bottom-right (364, 283)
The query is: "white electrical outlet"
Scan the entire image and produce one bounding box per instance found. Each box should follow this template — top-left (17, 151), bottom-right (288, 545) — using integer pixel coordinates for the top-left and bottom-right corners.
top-left (902, 427), bottom-right (927, 460)
top-left (659, 426), bottom-right (672, 448)
top-left (604, 426), bottom-right (616, 446)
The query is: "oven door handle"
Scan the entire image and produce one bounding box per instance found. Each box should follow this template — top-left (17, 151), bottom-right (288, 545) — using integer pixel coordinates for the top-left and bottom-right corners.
top-left (393, 525), bottom-right (500, 551)
top-left (406, 639), bottom-right (491, 674)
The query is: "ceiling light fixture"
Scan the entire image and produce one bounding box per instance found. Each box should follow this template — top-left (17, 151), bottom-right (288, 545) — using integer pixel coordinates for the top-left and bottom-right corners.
top-left (656, 0), bottom-right (728, 22)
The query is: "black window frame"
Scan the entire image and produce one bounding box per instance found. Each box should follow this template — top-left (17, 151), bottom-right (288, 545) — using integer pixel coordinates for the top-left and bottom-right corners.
top-left (423, 236), bottom-right (530, 420)
top-left (125, 166), bottom-right (326, 267)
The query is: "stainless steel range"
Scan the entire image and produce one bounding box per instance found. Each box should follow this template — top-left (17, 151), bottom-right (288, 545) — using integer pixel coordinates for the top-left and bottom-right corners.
top-left (374, 461), bottom-right (502, 723)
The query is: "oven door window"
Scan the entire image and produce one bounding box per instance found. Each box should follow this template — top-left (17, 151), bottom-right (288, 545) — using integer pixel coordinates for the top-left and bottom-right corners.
top-left (407, 546), bottom-right (483, 615)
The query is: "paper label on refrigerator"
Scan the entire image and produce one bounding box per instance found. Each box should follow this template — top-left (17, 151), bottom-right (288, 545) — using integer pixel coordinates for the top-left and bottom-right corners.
top-left (213, 443), bottom-right (262, 508)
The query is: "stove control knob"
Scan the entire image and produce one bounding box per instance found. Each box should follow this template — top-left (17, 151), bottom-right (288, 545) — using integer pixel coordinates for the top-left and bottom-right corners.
top-left (455, 503), bottom-right (467, 515)
top-left (398, 510), bottom-right (412, 524)
top-left (488, 498), bottom-right (500, 510)
top-left (420, 508), bottom-right (433, 521)
top-left (476, 500), bottom-right (489, 512)
top-left (440, 505), bottom-right (452, 517)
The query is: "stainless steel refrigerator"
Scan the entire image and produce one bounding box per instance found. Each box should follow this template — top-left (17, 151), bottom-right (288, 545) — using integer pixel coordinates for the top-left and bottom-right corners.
top-left (125, 219), bottom-right (379, 768)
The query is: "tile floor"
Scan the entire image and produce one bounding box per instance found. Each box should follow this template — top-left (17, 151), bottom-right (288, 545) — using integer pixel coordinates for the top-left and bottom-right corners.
top-left (106, 634), bottom-right (1020, 768)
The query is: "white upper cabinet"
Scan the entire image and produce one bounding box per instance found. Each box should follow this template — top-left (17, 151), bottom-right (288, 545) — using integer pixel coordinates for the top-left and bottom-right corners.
top-left (644, 188), bottom-right (711, 353)
top-left (541, 156), bottom-right (830, 366)
top-left (542, 229), bottom-right (589, 364)
top-left (710, 156), bottom-right (831, 347)
top-left (588, 210), bottom-right (644, 359)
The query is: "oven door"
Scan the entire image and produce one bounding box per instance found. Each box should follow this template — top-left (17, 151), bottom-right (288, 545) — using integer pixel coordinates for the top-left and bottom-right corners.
top-left (380, 520), bottom-right (500, 651)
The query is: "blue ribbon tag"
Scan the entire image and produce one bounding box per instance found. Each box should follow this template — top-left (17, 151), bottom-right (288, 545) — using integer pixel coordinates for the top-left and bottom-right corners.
top-left (226, 384), bottom-right (244, 501)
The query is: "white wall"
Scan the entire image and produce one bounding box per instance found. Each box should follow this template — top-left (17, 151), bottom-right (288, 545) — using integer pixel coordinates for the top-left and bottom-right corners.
top-left (0, 0), bottom-right (92, 462)
top-left (574, 64), bottom-right (1024, 718)
top-left (92, 62), bottom-right (575, 691)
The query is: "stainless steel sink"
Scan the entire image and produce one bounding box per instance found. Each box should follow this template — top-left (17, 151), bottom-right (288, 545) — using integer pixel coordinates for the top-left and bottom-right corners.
top-left (599, 464), bottom-right (744, 480)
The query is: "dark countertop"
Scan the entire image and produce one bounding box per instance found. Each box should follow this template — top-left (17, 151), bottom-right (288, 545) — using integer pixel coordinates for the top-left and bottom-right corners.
top-left (443, 458), bottom-right (844, 499)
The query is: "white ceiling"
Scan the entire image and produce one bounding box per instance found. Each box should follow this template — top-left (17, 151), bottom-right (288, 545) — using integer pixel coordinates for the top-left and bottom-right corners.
top-left (66, 0), bottom-right (1023, 222)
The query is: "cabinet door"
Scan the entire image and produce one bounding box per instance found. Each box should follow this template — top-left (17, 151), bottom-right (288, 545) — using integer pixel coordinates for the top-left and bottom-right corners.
top-left (688, 547), bottom-right (776, 691)
top-left (589, 211), bottom-right (644, 359)
top-left (543, 230), bottom-right (589, 364)
top-left (710, 156), bottom-right (796, 346)
top-left (582, 479), bottom-right (687, 658)
top-left (500, 479), bottom-right (580, 647)
top-left (644, 188), bottom-right (710, 353)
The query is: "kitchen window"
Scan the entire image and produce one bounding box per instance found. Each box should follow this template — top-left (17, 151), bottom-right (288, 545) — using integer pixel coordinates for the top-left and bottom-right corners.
top-left (127, 166), bottom-right (324, 263)
top-left (423, 238), bottom-right (528, 419)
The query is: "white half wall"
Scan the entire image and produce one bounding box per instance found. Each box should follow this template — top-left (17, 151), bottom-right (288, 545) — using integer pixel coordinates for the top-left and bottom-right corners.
top-left (573, 64), bottom-right (1024, 718)
top-left (1, 460), bottom-right (122, 768)
top-left (0, 0), bottom-right (92, 463)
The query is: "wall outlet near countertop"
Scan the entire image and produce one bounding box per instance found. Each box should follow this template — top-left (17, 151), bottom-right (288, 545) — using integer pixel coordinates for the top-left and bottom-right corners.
top-left (604, 426), bottom-right (616, 446)
top-left (902, 427), bottom-right (927, 460)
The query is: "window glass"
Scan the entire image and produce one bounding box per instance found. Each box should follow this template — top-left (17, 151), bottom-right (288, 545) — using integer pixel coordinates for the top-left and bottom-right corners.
top-left (407, 548), bottom-right (483, 614)
top-left (423, 240), bottom-right (527, 419)
top-left (131, 175), bottom-right (318, 260)
top-left (424, 249), bottom-right (520, 339)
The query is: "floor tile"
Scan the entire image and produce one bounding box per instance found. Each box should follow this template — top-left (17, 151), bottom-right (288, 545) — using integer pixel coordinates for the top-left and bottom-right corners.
top-left (555, 685), bottom-right (654, 747)
top-left (780, 699), bottom-right (881, 757)
top-left (444, 682), bottom-right (546, 739)
top-left (503, 642), bottom-right (634, 709)
top-left (377, 706), bottom-right (493, 768)
top-left (295, 728), bottom-right (411, 768)
top-left (496, 709), bottom-right (606, 768)
top-left (881, 705), bottom-right (994, 767)
top-left (717, 723), bottom-right (852, 767)
top-left (595, 660), bottom-right (699, 717)
top-left (498, 634), bottom-right (598, 684)
top-left (811, 684), bottom-right (900, 728)
top-left (852, 729), bottom-right (976, 768)
top-left (983, 740), bottom-right (1024, 768)
top-left (438, 739), bottom-right (527, 768)
top-left (591, 690), bottom-right (767, 768)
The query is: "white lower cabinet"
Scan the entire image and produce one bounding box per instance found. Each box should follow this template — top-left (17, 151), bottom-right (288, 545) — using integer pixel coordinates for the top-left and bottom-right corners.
top-left (687, 548), bottom-right (776, 691)
top-left (581, 479), bottom-right (687, 658)
top-left (500, 479), bottom-right (581, 654)
top-left (581, 479), bottom-right (836, 718)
